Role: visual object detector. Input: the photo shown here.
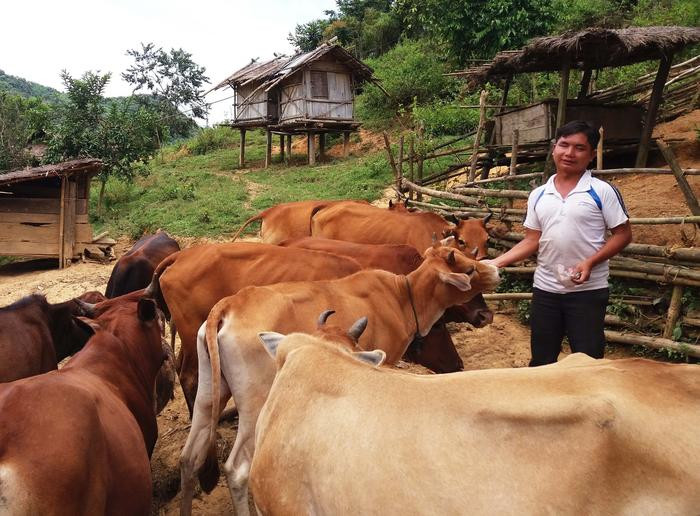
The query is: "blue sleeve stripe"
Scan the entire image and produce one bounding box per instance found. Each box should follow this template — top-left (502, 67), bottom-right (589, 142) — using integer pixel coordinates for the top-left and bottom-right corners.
top-left (610, 184), bottom-right (629, 216)
top-left (587, 187), bottom-right (602, 210)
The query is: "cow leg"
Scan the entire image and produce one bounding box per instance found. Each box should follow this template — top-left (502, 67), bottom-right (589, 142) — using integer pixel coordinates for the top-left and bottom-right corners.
top-left (179, 326), bottom-right (231, 516)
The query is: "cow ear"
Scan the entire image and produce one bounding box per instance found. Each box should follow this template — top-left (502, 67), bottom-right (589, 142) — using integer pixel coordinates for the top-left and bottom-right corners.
top-left (438, 271), bottom-right (472, 291)
top-left (446, 250), bottom-right (456, 265)
top-left (445, 214), bottom-right (459, 224)
top-left (258, 332), bottom-right (285, 358)
top-left (74, 316), bottom-right (99, 335)
top-left (352, 349), bottom-right (385, 367)
top-left (137, 298), bottom-right (157, 322)
top-left (483, 212), bottom-right (493, 225)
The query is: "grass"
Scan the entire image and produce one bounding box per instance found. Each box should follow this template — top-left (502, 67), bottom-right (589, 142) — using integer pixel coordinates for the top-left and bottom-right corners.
top-left (91, 127), bottom-right (394, 240)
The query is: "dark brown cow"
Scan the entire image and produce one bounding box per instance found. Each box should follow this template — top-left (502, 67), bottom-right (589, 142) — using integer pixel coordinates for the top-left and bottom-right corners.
top-left (0, 294), bottom-right (96, 383)
top-left (311, 201), bottom-right (492, 259)
top-left (0, 292), bottom-right (166, 514)
top-left (230, 200), bottom-right (369, 244)
top-left (105, 231), bottom-right (180, 298)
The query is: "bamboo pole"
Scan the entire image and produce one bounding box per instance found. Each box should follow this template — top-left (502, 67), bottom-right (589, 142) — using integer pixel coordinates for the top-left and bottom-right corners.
top-left (417, 125), bottom-right (424, 202)
top-left (467, 171), bottom-right (544, 186)
top-left (604, 330), bottom-right (700, 359)
top-left (406, 199), bottom-right (526, 215)
top-left (401, 179), bottom-right (482, 206)
top-left (657, 139), bottom-right (700, 216)
top-left (508, 129), bottom-right (519, 177)
top-left (500, 265), bottom-right (700, 287)
top-left (469, 90), bottom-right (488, 182)
top-left (239, 128), bottom-right (246, 167)
top-left (663, 285), bottom-right (684, 340)
top-left (408, 136), bottom-right (415, 201)
top-left (593, 168), bottom-right (700, 176)
top-left (452, 187), bottom-right (530, 199)
top-left (58, 176), bottom-right (67, 269)
top-left (596, 126), bottom-right (604, 170)
top-left (383, 132), bottom-right (399, 180)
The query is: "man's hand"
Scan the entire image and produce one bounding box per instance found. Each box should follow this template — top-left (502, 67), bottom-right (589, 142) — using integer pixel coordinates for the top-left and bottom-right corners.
top-left (571, 260), bottom-right (593, 284)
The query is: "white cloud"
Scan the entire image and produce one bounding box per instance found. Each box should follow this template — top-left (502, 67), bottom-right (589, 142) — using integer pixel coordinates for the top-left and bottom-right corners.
top-left (2, 0), bottom-right (337, 123)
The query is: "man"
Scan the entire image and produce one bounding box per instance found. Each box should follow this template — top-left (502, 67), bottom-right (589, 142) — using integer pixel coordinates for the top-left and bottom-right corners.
top-left (489, 120), bottom-right (632, 365)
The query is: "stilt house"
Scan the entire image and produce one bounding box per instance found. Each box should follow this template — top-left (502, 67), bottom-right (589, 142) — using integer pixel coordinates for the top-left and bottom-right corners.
top-left (212, 42), bottom-right (381, 166)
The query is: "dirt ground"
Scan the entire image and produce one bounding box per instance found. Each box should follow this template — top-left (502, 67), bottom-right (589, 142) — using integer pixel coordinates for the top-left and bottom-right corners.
top-left (0, 112), bottom-right (697, 514)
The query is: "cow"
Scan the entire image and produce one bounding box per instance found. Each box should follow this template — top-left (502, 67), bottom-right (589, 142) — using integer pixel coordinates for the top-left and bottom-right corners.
top-left (178, 244), bottom-right (500, 516)
top-left (280, 236), bottom-right (495, 370)
top-left (0, 294), bottom-right (96, 383)
top-left (251, 336), bottom-right (700, 515)
top-left (105, 230), bottom-right (179, 298)
top-left (0, 292), bottom-right (168, 514)
top-left (230, 199), bottom-right (369, 244)
top-left (310, 201), bottom-right (492, 259)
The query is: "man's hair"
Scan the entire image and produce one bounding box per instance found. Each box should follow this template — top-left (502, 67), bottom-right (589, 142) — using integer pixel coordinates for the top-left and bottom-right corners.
top-left (555, 120), bottom-right (600, 149)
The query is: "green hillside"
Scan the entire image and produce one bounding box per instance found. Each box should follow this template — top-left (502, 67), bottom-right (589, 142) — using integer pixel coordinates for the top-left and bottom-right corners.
top-left (0, 69), bottom-right (63, 102)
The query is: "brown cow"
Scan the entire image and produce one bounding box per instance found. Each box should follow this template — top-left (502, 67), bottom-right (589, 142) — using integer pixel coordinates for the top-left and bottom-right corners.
top-left (311, 201), bottom-right (492, 258)
top-left (230, 199), bottom-right (369, 243)
top-left (0, 292), bottom-right (167, 514)
top-left (105, 230), bottom-right (179, 298)
top-left (178, 245), bottom-right (500, 516)
top-left (0, 294), bottom-right (96, 383)
top-left (252, 341), bottom-right (700, 514)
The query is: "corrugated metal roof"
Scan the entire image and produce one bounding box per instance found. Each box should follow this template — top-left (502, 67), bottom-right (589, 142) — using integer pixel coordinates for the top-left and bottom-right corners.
top-left (0, 159), bottom-right (102, 186)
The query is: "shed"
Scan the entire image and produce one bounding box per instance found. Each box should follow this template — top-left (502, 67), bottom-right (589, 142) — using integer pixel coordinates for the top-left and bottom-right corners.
top-left (212, 42), bottom-right (380, 167)
top-left (450, 26), bottom-right (700, 167)
top-left (0, 159), bottom-right (114, 268)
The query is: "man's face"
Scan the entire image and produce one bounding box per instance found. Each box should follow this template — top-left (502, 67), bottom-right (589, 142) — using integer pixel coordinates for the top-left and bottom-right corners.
top-left (552, 132), bottom-right (596, 176)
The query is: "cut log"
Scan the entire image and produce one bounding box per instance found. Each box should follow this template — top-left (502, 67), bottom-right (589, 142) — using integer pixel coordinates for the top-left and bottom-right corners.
top-left (604, 330), bottom-right (700, 358)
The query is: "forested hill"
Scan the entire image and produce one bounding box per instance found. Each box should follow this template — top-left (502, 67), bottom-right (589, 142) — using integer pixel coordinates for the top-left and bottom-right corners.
top-left (0, 69), bottom-right (63, 102)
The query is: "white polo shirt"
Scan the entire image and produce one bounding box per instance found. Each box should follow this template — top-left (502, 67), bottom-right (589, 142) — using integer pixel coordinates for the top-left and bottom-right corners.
top-left (523, 170), bottom-right (629, 293)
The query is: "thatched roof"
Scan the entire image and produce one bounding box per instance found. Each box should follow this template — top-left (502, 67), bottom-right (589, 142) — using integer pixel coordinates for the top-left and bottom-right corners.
top-left (0, 159), bottom-right (102, 186)
top-left (211, 43), bottom-right (377, 93)
top-left (451, 26), bottom-right (700, 86)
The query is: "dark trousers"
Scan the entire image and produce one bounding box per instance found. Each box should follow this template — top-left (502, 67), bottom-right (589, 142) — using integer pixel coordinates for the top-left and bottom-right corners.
top-left (529, 287), bottom-right (609, 366)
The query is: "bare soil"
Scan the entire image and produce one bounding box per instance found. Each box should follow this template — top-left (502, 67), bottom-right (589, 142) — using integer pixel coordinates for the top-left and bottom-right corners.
top-left (0, 112), bottom-right (697, 515)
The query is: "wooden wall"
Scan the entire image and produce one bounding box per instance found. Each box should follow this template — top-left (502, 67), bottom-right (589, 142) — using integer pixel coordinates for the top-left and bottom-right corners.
top-left (0, 174), bottom-right (95, 266)
top-left (236, 84), bottom-right (276, 121)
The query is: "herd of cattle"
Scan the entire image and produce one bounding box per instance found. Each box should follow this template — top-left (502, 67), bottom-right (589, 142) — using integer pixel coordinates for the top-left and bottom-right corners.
top-left (0, 199), bottom-right (698, 515)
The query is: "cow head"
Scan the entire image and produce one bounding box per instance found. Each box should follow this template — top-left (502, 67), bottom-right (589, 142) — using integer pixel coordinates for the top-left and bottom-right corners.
top-left (449, 214), bottom-right (491, 261)
top-left (47, 296), bottom-right (100, 362)
top-left (315, 310), bottom-right (368, 350)
top-left (423, 245), bottom-right (500, 302)
top-left (443, 293), bottom-right (494, 328)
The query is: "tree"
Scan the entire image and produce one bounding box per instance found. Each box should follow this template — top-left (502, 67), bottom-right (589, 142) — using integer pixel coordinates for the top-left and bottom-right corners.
top-left (122, 43), bottom-right (210, 121)
top-left (0, 92), bottom-right (49, 171)
top-left (395, 0), bottom-right (554, 64)
top-left (45, 71), bottom-right (163, 214)
top-left (288, 19), bottom-right (331, 52)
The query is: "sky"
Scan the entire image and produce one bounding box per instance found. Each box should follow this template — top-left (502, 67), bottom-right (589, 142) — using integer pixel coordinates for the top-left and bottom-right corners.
top-left (2, 0), bottom-right (338, 124)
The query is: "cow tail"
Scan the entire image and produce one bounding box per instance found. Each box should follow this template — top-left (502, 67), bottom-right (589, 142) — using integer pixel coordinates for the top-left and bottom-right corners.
top-left (308, 203), bottom-right (330, 236)
top-left (231, 211), bottom-right (266, 242)
top-left (144, 251), bottom-right (179, 319)
top-left (205, 300), bottom-right (225, 456)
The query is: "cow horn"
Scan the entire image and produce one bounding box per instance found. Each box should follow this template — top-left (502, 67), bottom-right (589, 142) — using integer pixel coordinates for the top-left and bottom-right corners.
top-left (471, 247), bottom-right (478, 258)
top-left (447, 250), bottom-right (456, 265)
top-left (318, 310), bottom-right (336, 327)
top-left (483, 212), bottom-right (493, 224)
top-left (347, 316), bottom-right (368, 342)
top-left (74, 298), bottom-right (97, 318)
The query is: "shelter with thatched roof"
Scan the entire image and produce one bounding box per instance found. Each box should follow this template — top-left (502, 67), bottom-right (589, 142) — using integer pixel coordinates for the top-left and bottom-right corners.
top-left (450, 26), bottom-right (700, 168)
top-left (0, 159), bottom-right (115, 268)
top-left (212, 41), bottom-right (380, 166)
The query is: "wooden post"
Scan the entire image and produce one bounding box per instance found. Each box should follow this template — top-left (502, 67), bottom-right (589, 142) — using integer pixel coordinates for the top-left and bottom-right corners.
top-left (308, 131), bottom-right (316, 165)
top-left (239, 128), bottom-right (246, 168)
top-left (663, 285), bottom-right (684, 340)
top-left (265, 129), bottom-right (272, 168)
top-left (597, 126), bottom-right (604, 170)
top-left (469, 90), bottom-right (488, 182)
top-left (556, 60), bottom-right (571, 132)
top-left (382, 132), bottom-right (399, 180)
top-left (286, 135), bottom-right (292, 164)
top-left (319, 133), bottom-right (326, 160)
top-left (279, 134), bottom-right (285, 162)
top-left (488, 75), bottom-right (512, 145)
top-left (417, 125), bottom-right (424, 202)
top-left (397, 135), bottom-right (404, 194)
top-left (64, 179), bottom-right (76, 267)
top-left (657, 139), bottom-right (700, 215)
top-left (408, 135), bottom-right (415, 201)
top-left (58, 177), bottom-right (67, 269)
top-left (509, 129), bottom-right (519, 177)
top-left (636, 53), bottom-right (674, 167)
top-left (343, 131), bottom-right (350, 157)
top-left (578, 69), bottom-right (592, 99)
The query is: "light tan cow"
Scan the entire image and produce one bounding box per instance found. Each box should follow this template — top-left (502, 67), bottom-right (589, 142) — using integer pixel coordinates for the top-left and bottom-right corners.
top-left (251, 335), bottom-right (700, 515)
top-left (179, 245), bottom-right (499, 516)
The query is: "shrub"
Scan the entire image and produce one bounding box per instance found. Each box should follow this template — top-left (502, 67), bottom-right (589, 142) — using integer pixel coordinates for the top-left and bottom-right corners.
top-left (413, 101), bottom-right (479, 136)
top-left (186, 126), bottom-right (238, 155)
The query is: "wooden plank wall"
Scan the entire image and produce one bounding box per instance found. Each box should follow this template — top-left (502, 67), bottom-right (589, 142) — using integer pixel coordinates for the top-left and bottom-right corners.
top-left (0, 174), bottom-right (94, 262)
